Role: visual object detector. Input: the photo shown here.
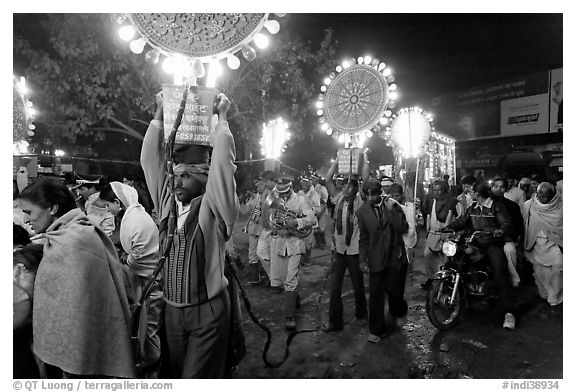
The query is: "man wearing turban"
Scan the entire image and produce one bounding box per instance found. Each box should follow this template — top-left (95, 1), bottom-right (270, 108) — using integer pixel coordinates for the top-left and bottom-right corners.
top-left (141, 93), bottom-right (239, 378)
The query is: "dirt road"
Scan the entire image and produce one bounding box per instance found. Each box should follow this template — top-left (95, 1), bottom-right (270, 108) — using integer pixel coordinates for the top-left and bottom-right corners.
top-left (230, 221), bottom-right (563, 379)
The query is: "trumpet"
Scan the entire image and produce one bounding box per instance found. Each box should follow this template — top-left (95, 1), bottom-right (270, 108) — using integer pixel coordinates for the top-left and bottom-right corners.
top-left (264, 198), bottom-right (312, 238)
top-left (242, 204), bottom-right (262, 233)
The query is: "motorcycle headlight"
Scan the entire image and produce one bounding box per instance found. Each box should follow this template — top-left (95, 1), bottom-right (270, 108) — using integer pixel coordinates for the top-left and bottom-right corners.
top-left (442, 241), bottom-right (457, 257)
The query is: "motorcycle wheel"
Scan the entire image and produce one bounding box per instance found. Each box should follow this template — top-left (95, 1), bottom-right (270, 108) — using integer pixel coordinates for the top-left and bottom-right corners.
top-left (426, 278), bottom-right (463, 330)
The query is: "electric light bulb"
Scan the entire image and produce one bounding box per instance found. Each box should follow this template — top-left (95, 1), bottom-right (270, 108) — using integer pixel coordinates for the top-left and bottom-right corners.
top-left (316, 101), bottom-right (324, 109)
top-left (241, 45), bottom-right (257, 61)
top-left (383, 68), bottom-right (392, 77)
top-left (317, 110), bottom-right (323, 116)
top-left (378, 62), bottom-right (386, 71)
top-left (349, 57), bottom-right (356, 65)
top-left (364, 56), bottom-right (372, 65)
top-left (357, 57), bottom-right (364, 64)
top-left (384, 110), bottom-right (392, 117)
top-left (320, 86), bottom-right (327, 92)
top-left (371, 58), bottom-right (380, 66)
top-left (324, 78), bottom-right (331, 85)
top-left (253, 33), bottom-right (269, 49)
top-left (321, 122), bottom-right (329, 130)
top-left (342, 60), bottom-right (350, 69)
top-left (129, 38), bottom-right (146, 54)
top-left (389, 83), bottom-right (397, 91)
top-left (119, 25), bottom-right (136, 42)
top-left (28, 124), bottom-right (36, 130)
top-left (264, 19), bottom-right (280, 34)
top-left (226, 53), bottom-right (241, 70)
top-left (379, 118), bottom-right (388, 125)
top-left (326, 129), bottom-right (333, 136)
top-left (336, 65), bottom-right (343, 73)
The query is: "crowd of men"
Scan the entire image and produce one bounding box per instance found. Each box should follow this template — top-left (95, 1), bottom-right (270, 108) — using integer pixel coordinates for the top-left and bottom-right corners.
top-left (13, 90), bottom-right (562, 378)
top-left (239, 167), bottom-right (563, 337)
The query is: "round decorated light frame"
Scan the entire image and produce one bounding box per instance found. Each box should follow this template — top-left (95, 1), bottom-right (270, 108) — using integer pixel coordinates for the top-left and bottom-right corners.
top-left (115, 13), bottom-right (283, 70)
top-left (381, 107), bottom-right (436, 158)
top-left (317, 56), bottom-right (397, 138)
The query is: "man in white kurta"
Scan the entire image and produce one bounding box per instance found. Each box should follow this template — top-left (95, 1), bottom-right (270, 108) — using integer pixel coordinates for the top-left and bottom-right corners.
top-left (523, 182), bottom-right (562, 309)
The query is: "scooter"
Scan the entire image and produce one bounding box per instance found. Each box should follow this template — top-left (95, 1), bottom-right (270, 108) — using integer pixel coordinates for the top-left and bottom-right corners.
top-left (425, 229), bottom-right (502, 330)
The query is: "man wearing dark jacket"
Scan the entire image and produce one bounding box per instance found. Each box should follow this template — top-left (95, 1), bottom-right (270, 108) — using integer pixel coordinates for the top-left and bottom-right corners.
top-left (444, 183), bottom-right (517, 330)
top-left (357, 178), bottom-right (409, 343)
top-left (491, 177), bottom-right (524, 287)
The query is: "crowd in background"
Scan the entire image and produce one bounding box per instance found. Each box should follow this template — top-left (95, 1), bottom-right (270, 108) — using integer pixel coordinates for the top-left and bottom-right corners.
top-left (13, 141), bottom-right (563, 378)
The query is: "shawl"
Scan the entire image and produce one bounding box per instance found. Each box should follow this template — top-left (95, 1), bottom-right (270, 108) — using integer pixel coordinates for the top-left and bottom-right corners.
top-left (524, 194), bottom-right (563, 250)
top-left (32, 209), bottom-right (135, 378)
top-left (111, 182), bottom-right (160, 278)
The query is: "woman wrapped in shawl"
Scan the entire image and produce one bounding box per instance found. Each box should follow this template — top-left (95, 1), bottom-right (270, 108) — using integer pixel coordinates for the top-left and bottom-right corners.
top-left (18, 178), bottom-right (135, 378)
top-left (99, 181), bottom-right (163, 373)
top-left (522, 182), bottom-right (563, 308)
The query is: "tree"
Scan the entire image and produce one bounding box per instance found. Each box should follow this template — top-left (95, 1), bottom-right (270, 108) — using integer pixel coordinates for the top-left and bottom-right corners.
top-left (13, 14), bottom-right (340, 173)
top-left (218, 16), bottom-right (339, 170)
top-left (14, 14), bottom-right (164, 160)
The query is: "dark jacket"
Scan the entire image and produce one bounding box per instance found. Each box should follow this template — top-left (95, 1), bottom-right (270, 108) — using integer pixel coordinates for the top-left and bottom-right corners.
top-left (357, 199), bottom-right (409, 272)
top-left (495, 195), bottom-right (524, 242)
top-left (446, 197), bottom-right (513, 245)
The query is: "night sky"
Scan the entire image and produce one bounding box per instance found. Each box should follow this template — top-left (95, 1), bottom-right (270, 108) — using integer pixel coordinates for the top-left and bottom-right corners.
top-left (288, 13), bottom-right (562, 105)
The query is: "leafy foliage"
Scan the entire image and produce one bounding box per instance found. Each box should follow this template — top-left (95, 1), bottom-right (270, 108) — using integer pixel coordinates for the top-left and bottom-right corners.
top-left (14, 14), bottom-right (339, 170)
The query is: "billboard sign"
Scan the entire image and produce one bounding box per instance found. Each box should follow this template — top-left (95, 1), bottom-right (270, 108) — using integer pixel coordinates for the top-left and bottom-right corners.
top-left (500, 93), bottom-right (549, 136)
top-left (549, 68), bottom-right (563, 133)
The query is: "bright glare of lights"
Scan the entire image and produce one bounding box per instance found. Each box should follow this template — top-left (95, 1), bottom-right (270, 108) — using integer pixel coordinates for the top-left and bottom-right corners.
top-left (206, 59), bottom-right (223, 87)
top-left (342, 60), bottom-right (351, 69)
top-left (262, 118), bottom-right (289, 159)
top-left (320, 86), bottom-right (327, 92)
top-left (384, 110), bottom-right (392, 117)
top-left (364, 56), bottom-right (372, 65)
top-left (357, 57), bottom-right (364, 64)
top-left (389, 109), bottom-right (431, 158)
top-left (336, 65), bottom-right (343, 73)
top-left (317, 109), bottom-right (323, 116)
top-left (316, 101), bottom-right (324, 109)
top-left (162, 56), bottom-right (177, 74)
top-left (338, 134), bottom-right (346, 144)
top-left (13, 140), bottom-right (29, 155)
top-left (324, 77), bottom-right (331, 85)
top-left (321, 122), bottom-right (329, 130)
top-left (378, 62), bottom-right (386, 71)
top-left (389, 91), bottom-right (398, 100)
top-left (253, 33), bottom-right (270, 49)
top-left (54, 149), bottom-right (66, 157)
top-left (383, 68), bottom-right (392, 77)
top-left (389, 83), bottom-right (397, 91)
top-left (27, 108), bottom-right (36, 117)
top-left (119, 25), bottom-right (136, 41)
top-left (379, 117), bottom-right (388, 125)
top-left (326, 129), bottom-right (333, 136)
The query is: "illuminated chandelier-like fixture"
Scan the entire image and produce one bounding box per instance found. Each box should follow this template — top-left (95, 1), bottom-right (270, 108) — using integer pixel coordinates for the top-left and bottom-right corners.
top-left (13, 76), bottom-right (36, 154)
top-left (260, 117), bottom-right (290, 159)
top-left (382, 107), bottom-right (435, 159)
top-left (316, 55), bottom-right (398, 146)
top-left (113, 13), bottom-right (284, 83)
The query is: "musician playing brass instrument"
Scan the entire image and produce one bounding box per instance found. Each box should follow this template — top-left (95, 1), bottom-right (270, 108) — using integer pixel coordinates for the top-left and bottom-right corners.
top-left (239, 171), bottom-right (276, 285)
top-left (269, 175), bottom-right (317, 330)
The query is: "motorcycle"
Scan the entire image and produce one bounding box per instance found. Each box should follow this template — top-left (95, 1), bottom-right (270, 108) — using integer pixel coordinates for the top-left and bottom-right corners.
top-left (425, 229), bottom-right (502, 330)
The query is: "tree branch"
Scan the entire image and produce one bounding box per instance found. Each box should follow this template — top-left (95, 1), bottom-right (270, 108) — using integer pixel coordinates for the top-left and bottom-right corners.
top-left (108, 116), bottom-right (144, 140)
